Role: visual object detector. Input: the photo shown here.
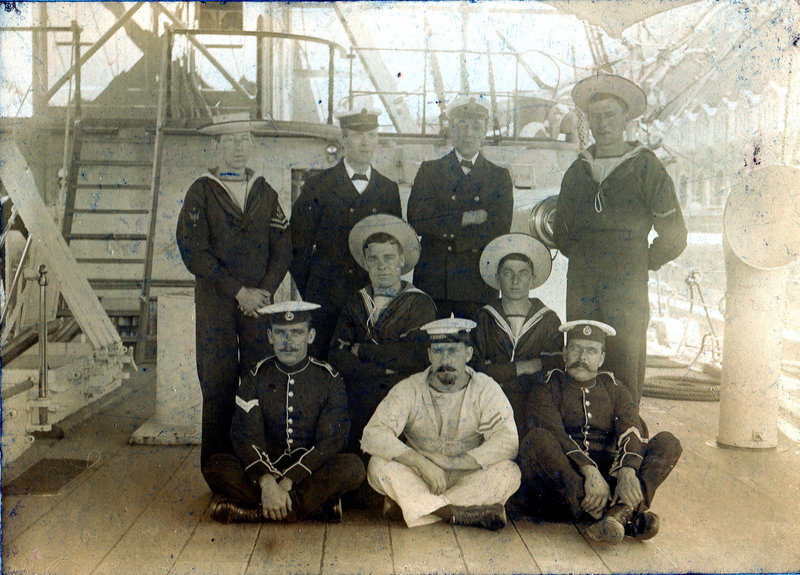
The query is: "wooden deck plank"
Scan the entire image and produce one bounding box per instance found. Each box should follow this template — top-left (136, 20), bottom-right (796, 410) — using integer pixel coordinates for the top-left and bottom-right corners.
top-left (659, 462), bottom-right (800, 572)
top-left (512, 519), bottom-right (609, 575)
top-left (1, 371), bottom-right (155, 544)
top-left (321, 510), bottom-right (393, 575)
top-left (643, 397), bottom-right (800, 502)
top-left (647, 480), bottom-right (761, 573)
top-left (389, 520), bottom-right (465, 575)
top-left (168, 512), bottom-right (261, 575)
top-left (244, 521), bottom-right (326, 575)
top-left (575, 523), bottom-right (679, 573)
top-left (454, 521), bottom-right (540, 575)
top-left (2, 445), bottom-right (189, 575)
top-left (92, 447), bottom-right (209, 575)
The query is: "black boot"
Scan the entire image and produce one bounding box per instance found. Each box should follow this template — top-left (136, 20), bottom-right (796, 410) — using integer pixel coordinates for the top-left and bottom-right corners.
top-left (310, 497), bottom-right (343, 523)
top-left (625, 511), bottom-right (660, 540)
top-left (448, 503), bottom-right (507, 531)
top-left (586, 503), bottom-right (633, 544)
top-left (210, 498), bottom-right (263, 524)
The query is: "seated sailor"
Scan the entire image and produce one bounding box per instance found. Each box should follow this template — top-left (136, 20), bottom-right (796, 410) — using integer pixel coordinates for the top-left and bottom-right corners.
top-left (205, 300), bottom-right (366, 524)
top-left (471, 233), bottom-right (563, 434)
top-left (361, 317), bottom-right (520, 530)
top-left (329, 213), bottom-right (437, 453)
top-left (517, 320), bottom-right (682, 544)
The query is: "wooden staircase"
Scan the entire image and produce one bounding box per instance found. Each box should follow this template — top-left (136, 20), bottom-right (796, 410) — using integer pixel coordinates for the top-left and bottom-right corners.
top-left (60, 118), bottom-right (157, 347)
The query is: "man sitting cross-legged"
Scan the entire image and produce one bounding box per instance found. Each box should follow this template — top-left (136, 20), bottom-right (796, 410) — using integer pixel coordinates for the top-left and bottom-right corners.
top-left (361, 317), bottom-right (520, 530)
top-left (206, 301), bottom-right (366, 524)
top-left (517, 320), bottom-right (682, 543)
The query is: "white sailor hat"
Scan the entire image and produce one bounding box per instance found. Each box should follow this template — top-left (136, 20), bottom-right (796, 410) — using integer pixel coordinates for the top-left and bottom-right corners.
top-left (447, 95), bottom-right (490, 120)
top-left (571, 74), bottom-right (647, 119)
top-left (348, 214), bottom-right (421, 274)
top-left (336, 107), bottom-right (381, 132)
top-left (198, 112), bottom-right (269, 136)
top-left (421, 315), bottom-right (477, 344)
top-left (559, 320), bottom-right (616, 345)
top-left (257, 300), bottom-right (321, 324)
top-left (479, 233), bottom-right (552, 291)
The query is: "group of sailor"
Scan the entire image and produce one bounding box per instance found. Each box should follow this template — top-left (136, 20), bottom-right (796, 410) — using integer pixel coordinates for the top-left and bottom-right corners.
top-left (176, 73), bottom-right (686, 544)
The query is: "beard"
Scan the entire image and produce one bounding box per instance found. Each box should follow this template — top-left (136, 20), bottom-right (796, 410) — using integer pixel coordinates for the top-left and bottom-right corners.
top-left (434, 365), bottom-right (459, 385)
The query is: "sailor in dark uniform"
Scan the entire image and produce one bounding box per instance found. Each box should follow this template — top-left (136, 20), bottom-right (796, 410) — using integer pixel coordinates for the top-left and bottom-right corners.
top-left (517, 320), bottom-right (682, 544)
top-left (407, 96), bottom-right (514, 320)
top-left (471, 233), bottom-right (563, 434)
top-left (553, 74), bottom-right (687, 406)
top-left (175, 113), bottom-right (292, 491)
top-left (206, 301), bottom-right (366, 524)
top-left (329, 214), bottom-right (437, 454)
top-left (290, 108), bottom-right (402, 359)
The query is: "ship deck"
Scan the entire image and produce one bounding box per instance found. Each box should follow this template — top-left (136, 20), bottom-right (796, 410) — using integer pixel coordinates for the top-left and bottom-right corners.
top-left (2, 367), bottom-right (799, 575)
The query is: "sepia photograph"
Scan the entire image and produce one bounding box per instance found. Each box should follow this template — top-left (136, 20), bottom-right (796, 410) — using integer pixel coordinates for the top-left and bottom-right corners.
top-left (1, 1), bottom-right (799, 573)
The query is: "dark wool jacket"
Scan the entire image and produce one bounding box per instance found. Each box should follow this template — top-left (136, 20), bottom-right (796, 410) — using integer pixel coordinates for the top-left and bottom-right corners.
top-left (328, 282), bottom-right (437, 411)
top-left (290, 161), bottom-right (402, 311)
top-left (407, 151), bottom-right (513, 302)
top-left (525, 369), bottom-right (645, 475)
top-left (176, 169), bottom-right (291, 303)
top-left (553, 143), bottom-right (687, 283)
top-left (471, 297), bottom-right (563, 387)
top-left (230, 355), bottom-right (349, 485)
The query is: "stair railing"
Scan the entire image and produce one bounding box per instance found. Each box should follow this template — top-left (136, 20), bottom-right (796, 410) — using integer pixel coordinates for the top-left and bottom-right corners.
top-left (135, 25), bottom-right (173, 363)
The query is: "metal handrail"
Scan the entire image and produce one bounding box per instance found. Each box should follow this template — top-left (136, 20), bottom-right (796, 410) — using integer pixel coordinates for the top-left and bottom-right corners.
top-left (135, 25), bottom-right (173, 362)
top-left (171, 27), bottom-right (347, 124)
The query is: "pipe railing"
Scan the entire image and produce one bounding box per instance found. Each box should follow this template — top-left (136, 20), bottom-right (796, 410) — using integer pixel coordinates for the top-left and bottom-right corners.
top-left (170, 28), bottom-right (347, 124)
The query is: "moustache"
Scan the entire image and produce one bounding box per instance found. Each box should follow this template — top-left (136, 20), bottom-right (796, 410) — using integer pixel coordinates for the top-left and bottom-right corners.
top-left (436, 365), bottom-right (458, 374)
top-left (280, 346), bottom-right (301, 353)
top-left (567, 361), bottom-right (592, 370)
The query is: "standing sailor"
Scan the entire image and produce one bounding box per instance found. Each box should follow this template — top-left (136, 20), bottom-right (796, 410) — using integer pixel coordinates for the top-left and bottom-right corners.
top-left (176, 113), bottom-right (291, 492)
top-left (407, 96), bottom-right (513, 320)
top-left (553, 74), bottom-right (687, 405)
top-left (290, 108), bottom-right (402, 359)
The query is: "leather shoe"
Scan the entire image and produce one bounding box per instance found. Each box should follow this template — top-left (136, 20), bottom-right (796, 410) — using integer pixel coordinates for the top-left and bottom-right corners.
top-left (586, 503), bottom-right (633, 544)
top-left (210, 498), bottom-right (263, 524)
top-left (448, 503), bottom-right (507, 531)
top-left (314, 497), bottom-right (343, 523)
top-left (382, 496), bottom-right (404, 522)
top-left (625, 511), bottom-right (660, 540)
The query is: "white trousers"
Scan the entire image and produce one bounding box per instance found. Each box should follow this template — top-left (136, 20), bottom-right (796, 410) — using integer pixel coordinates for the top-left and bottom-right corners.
top-left (367, 456), bottom-right (521, 528)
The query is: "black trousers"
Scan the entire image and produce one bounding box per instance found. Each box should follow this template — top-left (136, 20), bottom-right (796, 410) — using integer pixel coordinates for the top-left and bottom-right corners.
top-left (195, 296), bottom-right (272, 472)
top-left (566, 274), bottom-right (650, 405)
top-left (518, 427), bottom-right (682, 521)
top-left (203, 453), bottom-right (366, 522)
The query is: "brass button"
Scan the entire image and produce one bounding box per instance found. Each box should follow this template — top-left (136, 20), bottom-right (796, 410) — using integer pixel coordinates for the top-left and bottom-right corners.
top-left (447, 246), bottom-right (453, 252)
